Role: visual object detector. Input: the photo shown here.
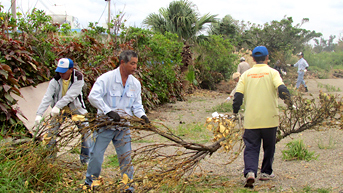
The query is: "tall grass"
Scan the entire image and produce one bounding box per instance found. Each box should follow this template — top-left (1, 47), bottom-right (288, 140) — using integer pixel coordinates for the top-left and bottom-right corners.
top-left (0, 140), bottom-right (79, 192)
top-left (303, 50), bottom-right (343, 75)
top-left (282, 139), bottom-right (318, 161)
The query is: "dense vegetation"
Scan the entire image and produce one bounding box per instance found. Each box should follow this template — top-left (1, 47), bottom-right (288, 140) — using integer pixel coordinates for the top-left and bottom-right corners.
top-left (1, 0), bottom-right (343, 136)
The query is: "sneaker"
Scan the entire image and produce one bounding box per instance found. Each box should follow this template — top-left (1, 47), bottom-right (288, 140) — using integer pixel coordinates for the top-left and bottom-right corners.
top-left (244, 172), bottom-right (255, 188)
top-left (259, 172), bottom-right (275, 181)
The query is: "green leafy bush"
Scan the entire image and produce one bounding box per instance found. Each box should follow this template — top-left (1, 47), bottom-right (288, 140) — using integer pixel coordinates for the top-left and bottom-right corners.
top-left (194, 35), bottom-right (236, 89)
top-left (282, 139), bottom-right (318, 161)
top-left (123, 27), bottom-right (184, 108)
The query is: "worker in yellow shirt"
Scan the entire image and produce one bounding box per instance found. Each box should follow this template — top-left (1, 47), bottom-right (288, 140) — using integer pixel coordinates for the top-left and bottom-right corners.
top-left (233, 46), bottom-right (292, 188)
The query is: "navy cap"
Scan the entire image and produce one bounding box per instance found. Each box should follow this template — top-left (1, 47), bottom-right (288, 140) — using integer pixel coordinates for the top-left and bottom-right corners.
top-left (252, 46), bottom-right (269, 57)
top-left (55, 58), bottom-right (74, 73)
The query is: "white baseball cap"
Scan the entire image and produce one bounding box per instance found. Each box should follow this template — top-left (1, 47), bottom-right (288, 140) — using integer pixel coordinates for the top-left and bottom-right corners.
top-left (296, 52), bottom-right (303, 56)
top-left (55, 58), bottom-right (74, 73)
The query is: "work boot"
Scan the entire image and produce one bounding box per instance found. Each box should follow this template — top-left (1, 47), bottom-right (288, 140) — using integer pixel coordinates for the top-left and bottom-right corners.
top-left (305, 87), bottom-right (308, 92)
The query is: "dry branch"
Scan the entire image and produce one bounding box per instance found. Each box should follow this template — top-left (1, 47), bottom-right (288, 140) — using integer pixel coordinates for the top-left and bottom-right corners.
top-left (2, 90), bottom-right (342, 192)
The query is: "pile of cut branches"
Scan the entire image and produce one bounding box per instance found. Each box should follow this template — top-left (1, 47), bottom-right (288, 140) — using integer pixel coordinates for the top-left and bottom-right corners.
top-left (2, 91), bottom-right (342, 192)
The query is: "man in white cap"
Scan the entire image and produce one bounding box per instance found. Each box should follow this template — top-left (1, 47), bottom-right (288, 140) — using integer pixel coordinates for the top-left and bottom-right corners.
top-left (287, 52), bottom-right (309, 92)
top-left (237, 57), bottom-right (251, 75)
top-left (34, 58), bottom-right (92, 164)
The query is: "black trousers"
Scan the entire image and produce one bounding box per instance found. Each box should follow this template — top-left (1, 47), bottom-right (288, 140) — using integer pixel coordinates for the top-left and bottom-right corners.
top-left (243, 127), bottom-right (277, 177)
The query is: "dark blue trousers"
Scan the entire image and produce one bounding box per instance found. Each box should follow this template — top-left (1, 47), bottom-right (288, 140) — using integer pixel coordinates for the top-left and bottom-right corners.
top-left (243, 127), bottom-right (277, 177)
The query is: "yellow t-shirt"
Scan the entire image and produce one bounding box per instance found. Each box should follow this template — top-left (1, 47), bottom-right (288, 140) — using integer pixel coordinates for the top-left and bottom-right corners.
top-left (62, 77), bottom-right (71, 97)
top-left (236, 64), bottom-right (284, 129)
top-left (62, 77), bottom-right (71, 113)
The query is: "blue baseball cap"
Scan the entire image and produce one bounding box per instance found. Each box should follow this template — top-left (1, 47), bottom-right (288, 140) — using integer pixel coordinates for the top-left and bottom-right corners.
top-left (55, 58), bottom-right (74, 73)
top-left (252, 46), bottom-right (269, 57)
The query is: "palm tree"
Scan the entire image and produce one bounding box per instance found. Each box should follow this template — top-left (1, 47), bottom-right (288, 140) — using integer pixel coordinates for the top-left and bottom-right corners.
top-left (143, 0), bottom-right (217, 43)
top-left (143, 0), bottom-right (217, 92)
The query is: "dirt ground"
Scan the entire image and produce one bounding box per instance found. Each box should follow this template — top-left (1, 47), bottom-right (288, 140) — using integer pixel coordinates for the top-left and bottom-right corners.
top-left (65, 78), bottom-right (343, 192)
top-left (141, 78), bottom-right (343, 192)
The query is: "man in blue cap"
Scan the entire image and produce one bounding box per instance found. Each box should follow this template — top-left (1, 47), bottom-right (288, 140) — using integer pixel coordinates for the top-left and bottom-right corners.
top-left (34, 58), bottom-right (92, 165)
top-left (232, 46), bottom-right (292, 188)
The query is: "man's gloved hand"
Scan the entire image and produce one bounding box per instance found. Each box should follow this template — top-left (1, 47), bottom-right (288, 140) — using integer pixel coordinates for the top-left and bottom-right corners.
top-left (225, 96), bottom-right (231, 102)
top-left (35, 115), bottom-right (42, 125)
top-left (107, 111), bottom-right (121, 122)
top-left (141, 115), bottom-right (150, 124)
top-left (50, 106), bottom-right (60, 117)
top-left (230, 113), bottom-right (238, 120)
top-left (287, 104), bottom-right (296, 110)
top-left (286, 64), bottom-right (291, 67)
top-left (281, 69), bottom-right (287, 75)
top-left (304, 69), bottom-right (307, 73)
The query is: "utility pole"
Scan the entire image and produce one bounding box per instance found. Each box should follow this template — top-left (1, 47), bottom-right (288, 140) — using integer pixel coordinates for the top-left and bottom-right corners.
top-left (11, 0), bottom-right (16, 31)
top-left (105, 0), bottom-right (111, 40)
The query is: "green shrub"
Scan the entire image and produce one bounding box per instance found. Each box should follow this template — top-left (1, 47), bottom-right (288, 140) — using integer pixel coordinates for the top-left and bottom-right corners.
top-left (282, 139), bottom-right (318, 161)
top-left (194, 35), bottom-right (237, 89)
top-left (123, 27), bottom-right (184, 108)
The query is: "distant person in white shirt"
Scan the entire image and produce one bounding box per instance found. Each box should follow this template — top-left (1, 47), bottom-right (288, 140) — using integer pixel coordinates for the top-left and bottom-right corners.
top-left (287, 52), bottom-right (309, 92)
top-left (237, 57), bottom-right (251, 75)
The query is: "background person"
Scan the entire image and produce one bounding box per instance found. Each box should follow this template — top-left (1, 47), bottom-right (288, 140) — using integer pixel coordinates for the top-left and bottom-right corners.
top-left (85, 50), bottom-right (150, 192)
top-left (34, 58), bottom-right (91, 165)
top-left (287, 52), bottom-right (309, 92)
top-left (233, 46), bottom-right (292, 188)
top-left (237, 57), bottom-right (251, 75)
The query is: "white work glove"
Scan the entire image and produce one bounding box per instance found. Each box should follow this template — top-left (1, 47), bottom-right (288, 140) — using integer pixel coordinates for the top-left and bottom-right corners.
top-left (304, 69), bottom-right (307, 73)
top-left (34, 115), bottom-right (42, 125)
top-left (50, 106), bottom-right (60, 117)
top-left (225, 96), bottom-right (231, 102)
top-left (281, 69), bottom-right (287, 75)
top-left (286, 64), bottom-right (291, 67)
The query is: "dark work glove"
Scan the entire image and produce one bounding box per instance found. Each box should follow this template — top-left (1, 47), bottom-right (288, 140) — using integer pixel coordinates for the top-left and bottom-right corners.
top-left (107, 111), bottom-right (121, 122)
top-left (141, 115), bottom-right (150, 124)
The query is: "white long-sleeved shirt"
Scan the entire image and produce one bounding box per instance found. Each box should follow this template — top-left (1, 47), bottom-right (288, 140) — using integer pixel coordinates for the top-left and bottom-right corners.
top-left (294, 58), bottom-right (309, 73)
top-left (88, 67), bottom-right (146, 119)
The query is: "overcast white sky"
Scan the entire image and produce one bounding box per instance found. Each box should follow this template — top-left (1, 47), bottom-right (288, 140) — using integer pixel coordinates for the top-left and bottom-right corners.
top-left (2, 0), bottom-right (343, 43)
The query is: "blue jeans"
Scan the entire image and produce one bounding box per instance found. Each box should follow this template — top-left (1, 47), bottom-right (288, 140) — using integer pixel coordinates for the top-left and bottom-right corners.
top-left (296, 71), bottom-right (307, 89)
top-left (85, 127), bottom-right (133, 189)
top-left (47, 116), bottom-right (92, 164)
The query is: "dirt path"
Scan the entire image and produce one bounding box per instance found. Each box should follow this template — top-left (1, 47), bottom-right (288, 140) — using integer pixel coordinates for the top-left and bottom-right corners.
top-left (139, 79), bottom-right (343, 192)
